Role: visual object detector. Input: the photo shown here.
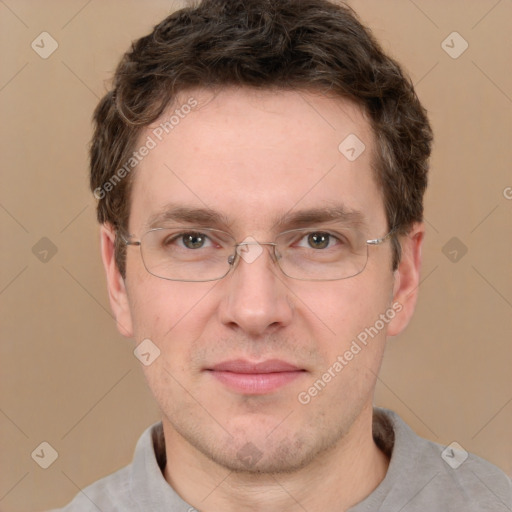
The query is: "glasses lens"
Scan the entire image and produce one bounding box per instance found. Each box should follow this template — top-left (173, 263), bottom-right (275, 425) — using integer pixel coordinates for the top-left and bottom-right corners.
top-left (137, 226), bottom-right (372, 282)
top-left (140, 228), bottom-right (235, 281)
top-left (275, 227), bottom-right (369, 280)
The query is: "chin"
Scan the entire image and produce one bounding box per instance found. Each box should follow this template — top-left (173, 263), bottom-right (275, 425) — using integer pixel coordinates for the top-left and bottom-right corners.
top-left (178, 419), bottom-right (341, 475)
top-left (210, 440), bottom-right (315, 474)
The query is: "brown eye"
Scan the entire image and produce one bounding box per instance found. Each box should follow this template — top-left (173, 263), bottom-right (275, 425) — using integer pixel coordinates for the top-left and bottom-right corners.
top-left (307, 232), bottom-right (331, 249)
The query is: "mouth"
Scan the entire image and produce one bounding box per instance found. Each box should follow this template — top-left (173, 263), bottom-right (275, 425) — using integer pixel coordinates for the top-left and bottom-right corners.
top-left (205, 359), bottom-right (307, 394)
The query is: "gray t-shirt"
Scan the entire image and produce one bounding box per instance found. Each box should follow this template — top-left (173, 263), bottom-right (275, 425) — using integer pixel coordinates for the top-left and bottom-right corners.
top-left (50, 408), bottom-right (511, 511)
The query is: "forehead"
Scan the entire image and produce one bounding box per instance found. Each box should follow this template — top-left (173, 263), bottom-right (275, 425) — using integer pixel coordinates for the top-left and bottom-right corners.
top-left (128, 87), bottom-right (385, 234)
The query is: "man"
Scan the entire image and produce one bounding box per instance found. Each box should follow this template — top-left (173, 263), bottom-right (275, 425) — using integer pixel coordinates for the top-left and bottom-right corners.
top-left (53, 0), bottom-right (511, 510)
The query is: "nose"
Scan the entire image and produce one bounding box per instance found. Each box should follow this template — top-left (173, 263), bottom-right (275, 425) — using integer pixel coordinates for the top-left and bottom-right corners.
top-left (217, 243), bottom-right (293, 337)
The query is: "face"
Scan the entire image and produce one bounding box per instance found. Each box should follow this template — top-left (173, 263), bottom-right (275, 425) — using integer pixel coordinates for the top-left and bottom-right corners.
top-left (102, 87), bottom-right (422, 474)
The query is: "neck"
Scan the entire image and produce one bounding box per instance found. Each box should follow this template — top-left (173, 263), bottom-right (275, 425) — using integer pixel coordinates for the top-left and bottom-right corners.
top-left (163, 405), bottom-right (389, 512)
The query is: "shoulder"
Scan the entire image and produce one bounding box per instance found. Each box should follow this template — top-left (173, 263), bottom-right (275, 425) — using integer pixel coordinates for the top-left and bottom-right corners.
top-left (419, 435), bottom-right (511, 510)
top-left (47, 465), bottom-right (133, 512)
top-left (376, 408), bottom-right (512, 511)
top-left (47, 422), bottom-right (165, 512)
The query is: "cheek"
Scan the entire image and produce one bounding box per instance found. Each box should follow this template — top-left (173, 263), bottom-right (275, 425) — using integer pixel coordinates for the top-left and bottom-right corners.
top-left (297, 276), bottom-right (392, 338)
top-left (127, 278), bottom-right (217, 344)
top-left (129, 282), bottom-right (214, 396)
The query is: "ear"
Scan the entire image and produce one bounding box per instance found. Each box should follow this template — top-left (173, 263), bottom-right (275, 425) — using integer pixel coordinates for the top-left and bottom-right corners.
top-left (99, 224), bottom-right (134, 338)
top-left (387, 222), bottom-right (424, 337)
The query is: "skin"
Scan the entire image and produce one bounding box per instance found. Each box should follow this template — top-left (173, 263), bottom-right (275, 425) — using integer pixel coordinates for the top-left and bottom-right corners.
top-left (100, 87), bottom-right (424, 512)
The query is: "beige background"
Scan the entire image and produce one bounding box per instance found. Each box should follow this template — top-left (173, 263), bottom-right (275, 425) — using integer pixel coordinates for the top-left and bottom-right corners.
top-left (0, 0), bottom-right (511, 510)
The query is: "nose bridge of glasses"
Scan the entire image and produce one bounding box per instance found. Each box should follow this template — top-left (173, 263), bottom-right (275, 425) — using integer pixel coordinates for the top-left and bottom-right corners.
top-left (227, 240), bottom-right (279, 267)
top-left (236, 241), bottom-right (277, 248)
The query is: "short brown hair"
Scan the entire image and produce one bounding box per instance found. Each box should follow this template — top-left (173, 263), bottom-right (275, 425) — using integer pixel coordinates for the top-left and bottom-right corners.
top-left (90, 0), bottom-right (433, 277)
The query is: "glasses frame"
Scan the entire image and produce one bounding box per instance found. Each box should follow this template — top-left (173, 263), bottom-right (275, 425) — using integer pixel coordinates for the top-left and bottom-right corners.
top-left (120, 226), bottom-right (396, 282)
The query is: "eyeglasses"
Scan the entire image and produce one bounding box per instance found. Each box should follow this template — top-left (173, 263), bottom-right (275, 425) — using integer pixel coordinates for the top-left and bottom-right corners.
top-left (120, 225), bottom-right (395, 282)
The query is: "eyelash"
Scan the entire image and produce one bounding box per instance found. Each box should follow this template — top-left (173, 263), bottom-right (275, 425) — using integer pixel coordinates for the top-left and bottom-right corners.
top-left (163, 230), bottom-right (347, 249)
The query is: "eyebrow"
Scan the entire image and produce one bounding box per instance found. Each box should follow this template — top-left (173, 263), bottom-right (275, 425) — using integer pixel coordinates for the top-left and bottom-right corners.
top-left (145, 204), bottom-right (232, 230)
top-left (144, 203), bottom-right (366, 232)
top-left (272, 205), bottom-right (366, 231)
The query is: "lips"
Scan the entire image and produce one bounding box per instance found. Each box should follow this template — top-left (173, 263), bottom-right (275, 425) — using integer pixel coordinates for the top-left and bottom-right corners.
top-left (206, 359), bottom-right (305, 394)
top-left (210, 359), bottom-right (302, 373)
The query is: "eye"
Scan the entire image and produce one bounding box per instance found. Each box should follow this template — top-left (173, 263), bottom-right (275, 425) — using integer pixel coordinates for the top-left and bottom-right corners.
top-left (165, 232), bottom-right (213, 250)
top-left (298, 232), bottom-right (339, 250)
top-left (182, 232), bottom-right (208, 249)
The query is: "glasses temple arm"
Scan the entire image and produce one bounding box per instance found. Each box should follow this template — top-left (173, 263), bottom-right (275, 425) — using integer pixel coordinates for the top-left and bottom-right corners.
top-left (366, 227), bottom-right (397, 246)
top-left (117, 233), bottom-right (141, 247)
